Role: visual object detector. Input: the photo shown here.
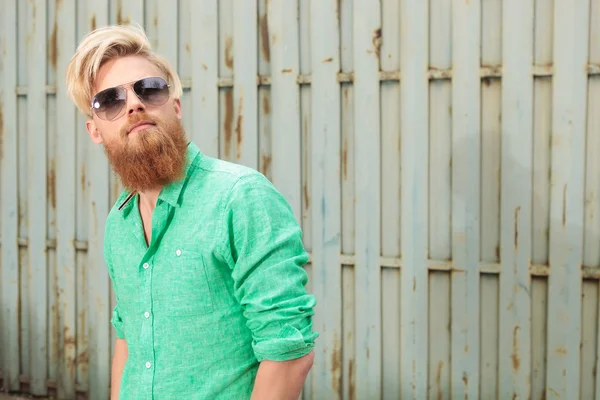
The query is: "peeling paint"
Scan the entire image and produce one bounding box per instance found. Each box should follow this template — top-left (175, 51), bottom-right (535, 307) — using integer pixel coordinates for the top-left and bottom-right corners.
top-left (342, 138), bottom-right (348, 179)
top-left (322, 57), bottom-right (333, 63)
top-left (260, 14), bottom-right (270, 62)
top-left (512, 325), bottom-right (521, 370)
top-left (372, 28), bottom-right (382, 60)
top-left (436, 361), bottom-right (444, 400)
top-left (48, 160), bottom-right (56, 208)
top-left (225, 37), bottom-right (234, 70)
top-left (223, 91), bottom-right (234, 157)
top-left (348, 359), bottom-right (355, 400)
top-left (260, 153), bottom-right (271, 177)
top-left (80, 163), bottom-right (86, 193)
top-left (514, 206), bottom-right (520, 250)
top-left (262, 94), bottom-right (270, 115)
top-left (331, 334), bottom-right (342, 396)
top-left (49, 22), bottom-right (58, 70)
top-left (281, 68), bottom-right (292, 74)
top-left (235, 95), bottom-right (244, 160)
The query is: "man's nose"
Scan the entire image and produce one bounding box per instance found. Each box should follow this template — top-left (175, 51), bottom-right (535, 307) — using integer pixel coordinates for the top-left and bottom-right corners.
top-left (125, 87), bottom-right (145, 115)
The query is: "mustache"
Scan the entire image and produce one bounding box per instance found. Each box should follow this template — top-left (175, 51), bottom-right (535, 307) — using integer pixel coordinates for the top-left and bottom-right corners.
top-left (120, 113), bottom-right (160, 137)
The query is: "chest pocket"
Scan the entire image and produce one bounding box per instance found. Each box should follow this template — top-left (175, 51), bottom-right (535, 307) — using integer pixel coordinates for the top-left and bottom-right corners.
top-left (153, 250), bottom-right (215, 316)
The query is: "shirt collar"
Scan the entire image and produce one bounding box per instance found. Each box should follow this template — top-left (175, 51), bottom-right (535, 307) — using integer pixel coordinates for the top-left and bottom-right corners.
top-left (117, 142), bottom-right (201, 214)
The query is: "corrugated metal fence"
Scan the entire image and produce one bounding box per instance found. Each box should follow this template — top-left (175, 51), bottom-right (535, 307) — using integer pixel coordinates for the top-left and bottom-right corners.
top-left (1, 0), bottom-right (600, 399)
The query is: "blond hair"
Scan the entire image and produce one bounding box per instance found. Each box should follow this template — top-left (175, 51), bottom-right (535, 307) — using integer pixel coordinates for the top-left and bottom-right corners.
top-left (66, 24), bottom-right (182, 117)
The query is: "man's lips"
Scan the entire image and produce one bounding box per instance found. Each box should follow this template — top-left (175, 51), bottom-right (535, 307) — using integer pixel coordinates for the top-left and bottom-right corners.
top-left (127, 121), bottom-right (156, 134)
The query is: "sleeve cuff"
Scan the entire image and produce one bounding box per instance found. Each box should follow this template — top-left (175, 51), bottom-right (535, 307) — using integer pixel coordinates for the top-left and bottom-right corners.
top-left (252, 324), bottom-right (319, 362)
top-left (111, 306), bottom-right (126, 339)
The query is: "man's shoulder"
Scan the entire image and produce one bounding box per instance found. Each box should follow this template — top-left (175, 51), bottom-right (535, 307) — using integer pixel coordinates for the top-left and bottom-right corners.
top-left (196, 155), bottom-right (269, 190)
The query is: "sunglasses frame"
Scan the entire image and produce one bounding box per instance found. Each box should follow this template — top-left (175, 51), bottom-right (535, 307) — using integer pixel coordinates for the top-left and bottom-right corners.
top-left (90, 76), bottom-right (171, 121)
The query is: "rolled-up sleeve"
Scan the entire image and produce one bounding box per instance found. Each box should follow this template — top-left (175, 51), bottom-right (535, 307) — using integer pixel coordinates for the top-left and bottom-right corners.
top-left (104, 235), bottom-right (126, 340)
top-left (111, 305), bottom-right (126, 339)
top-left (220, 173), bottom-right (319, 362)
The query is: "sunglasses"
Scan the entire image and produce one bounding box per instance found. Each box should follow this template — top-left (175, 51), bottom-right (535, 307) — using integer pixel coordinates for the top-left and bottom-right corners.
top-left (90, 76), bottom-right (171, 121)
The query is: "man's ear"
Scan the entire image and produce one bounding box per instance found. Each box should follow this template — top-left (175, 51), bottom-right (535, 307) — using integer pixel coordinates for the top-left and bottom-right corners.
top-left (173, 98), bottom-right (182, 120)
top-left (86, 119), bottom-right (103, 144)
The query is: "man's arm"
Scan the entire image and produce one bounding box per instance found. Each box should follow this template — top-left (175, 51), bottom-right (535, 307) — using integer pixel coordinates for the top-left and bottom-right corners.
top-left (111, 338), bottom-right (128, 400)
top-left (251, 351), bottom-right (314, 400)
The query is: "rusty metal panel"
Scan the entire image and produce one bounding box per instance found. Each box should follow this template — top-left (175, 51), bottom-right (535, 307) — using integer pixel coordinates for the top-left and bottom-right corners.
top-left (353, 0), bottom-right (382, 398)
top-left (27, 0), bottom-right (49, 394)
top-left (267, 0), bottom-right (301, 221)
top-left (581, 281), bottom-right (598, 398)
top-left (399, 0), bottom-right (429, 397)
top-left (546, 0), bottom-right (589, 398)
top-left (427, 2), bottom-right (451, 398)
top-left (84, 1), bottom-right (111, 399)
top-left (190, 0), bottom-right (219, 157)
top-left (451, 1), bottom-right (481, 398)
top-left (499, 0), bottom-right (535, 398)
top-left (0, 0), bottom-right (20, 392)
top-left (232, 1), bottom-right (258, 170)
top-left (380, 0), bottom-right (400, 260)
top-left (309, 0), bottom-right (342, 398)
top-left (381, 267), bottom-right (401, 400)
top-left (54, 0), bottom-right (78, 397)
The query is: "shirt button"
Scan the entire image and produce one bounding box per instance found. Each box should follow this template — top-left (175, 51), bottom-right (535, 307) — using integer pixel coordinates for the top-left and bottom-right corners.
top-left (146, 361), bottom-right (152, 369)
top-left (176, 249), bottom-right (182, 257)
top-left (143, 262), bottom-right (149, 269)
top-left (144, 311), bottom-right (150, 318)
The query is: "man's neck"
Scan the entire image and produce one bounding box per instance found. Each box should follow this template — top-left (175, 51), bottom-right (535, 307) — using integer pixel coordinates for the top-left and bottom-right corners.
top-left (138, 187), bottom-right (162, 213)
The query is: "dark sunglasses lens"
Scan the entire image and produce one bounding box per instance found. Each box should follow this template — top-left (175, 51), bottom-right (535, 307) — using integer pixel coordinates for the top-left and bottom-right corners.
top-left (134, 77), bottom-right (170, 106)
top-left (92, 87), bottom-right (126, 120)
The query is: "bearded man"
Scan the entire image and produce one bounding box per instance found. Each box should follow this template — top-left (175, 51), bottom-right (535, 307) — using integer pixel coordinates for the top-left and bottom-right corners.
top-left (66, 24), bottom-right (317, 400)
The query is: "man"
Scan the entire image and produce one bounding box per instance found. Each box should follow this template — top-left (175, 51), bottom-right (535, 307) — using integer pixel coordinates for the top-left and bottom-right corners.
top-left (66, 24), bottom-right (318, 399)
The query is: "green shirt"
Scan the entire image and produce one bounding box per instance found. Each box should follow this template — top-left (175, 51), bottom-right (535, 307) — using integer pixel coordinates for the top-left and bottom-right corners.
top-left (104, 142), bottom-right (318, 399)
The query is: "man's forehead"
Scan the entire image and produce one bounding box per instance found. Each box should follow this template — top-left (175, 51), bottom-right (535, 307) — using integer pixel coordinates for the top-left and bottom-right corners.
top-left (93, 56), bottom-right (165, 93)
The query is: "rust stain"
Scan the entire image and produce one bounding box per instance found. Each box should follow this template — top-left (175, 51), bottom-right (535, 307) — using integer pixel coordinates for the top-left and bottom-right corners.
top-left (186, 43), bottom-right (191, 54)
top-left (555, 347), bottom-right (567, 355)
top-left (80, 163), bottom-right (86, 193)
top-left (331, 334), bottom-right (342, 396)
top-left (153, 15), bottom-right (158, 28)
top-left (512, 325), bottom-right (521, 370)
top-left (225, 37), bottom-right (234, 70)
top-left (201, 63), bottom-right (208, 71)
top-left (372, 28), bottom-right (382, 60)
top-left (303, 182), bottom-right (310, 209)
top-left (348, 359), bottom-right (355, 400)
top-left (562, 184), bottom-right (567, 227)
top-left (49, 22), bottom-right (58, 70)
top-left (540, 390), bottom-right (546, 400)
top-left (342, 138), bottom-right (348, 179)
top-left (322, 57), bottom-right (333, 63)
top-left (117, 4), bottom-right (130, 25)
top-left (263, 94), bottom-right (270, 115)
top-left (260, 14), bottom-right (270, 62)
top-left (90, 14), bottom-right (97, 30)
top-left (514, 206), bottom-right (520, 250)
top-left (495, 245), bottom-right (500, 261)
top-left (224, 90), bottom-right (234, 157)
top-left (413, 276), bottom-right (416, 292)
top-left (48, 160), bottom-right (56, 208)
top-left (235, 94), bottom-right (244, 159)
top-left (367, 348), bottom-right (370, 360)
top-left (261, 153), bottom-right (272, 177)
top-left (464, 345), bottom-right (469, 352)
top-left (281, 68), bottom-right (292, 74)
top-left (462, 373), bottom-right (468, 386)
top-left (482, 77), bottom-right (492, 87)
top-left (436, 361), bottom-right (444, 400)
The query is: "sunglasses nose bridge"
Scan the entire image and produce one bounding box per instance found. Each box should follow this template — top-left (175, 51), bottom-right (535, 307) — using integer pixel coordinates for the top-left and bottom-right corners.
top-left (123, 85), bottom-right (146, 115)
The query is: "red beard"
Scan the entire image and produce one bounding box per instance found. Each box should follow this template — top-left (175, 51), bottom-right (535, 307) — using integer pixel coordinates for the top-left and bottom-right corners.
top-left (103, 113), bottom-right (188, 192)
